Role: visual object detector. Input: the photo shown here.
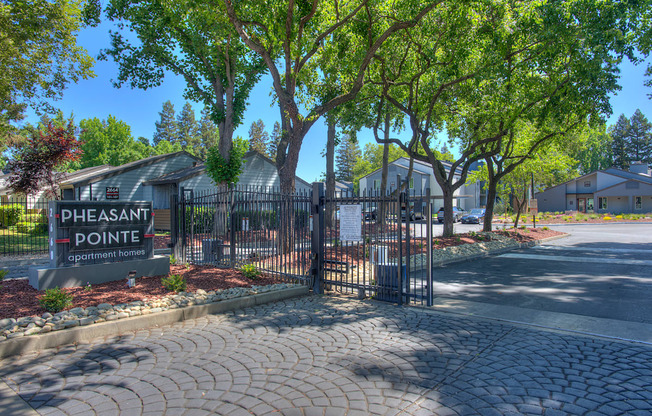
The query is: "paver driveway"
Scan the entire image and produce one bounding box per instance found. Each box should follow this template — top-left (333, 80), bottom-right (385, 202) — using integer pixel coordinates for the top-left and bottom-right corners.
top-left (1, 295), bottom-right (652, 415)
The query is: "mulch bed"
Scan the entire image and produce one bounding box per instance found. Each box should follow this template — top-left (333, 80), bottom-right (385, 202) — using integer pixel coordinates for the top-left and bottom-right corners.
top-left (1, 227), bottom-right (564, 321)
top-left (0, 265), bottom-right (283, 321)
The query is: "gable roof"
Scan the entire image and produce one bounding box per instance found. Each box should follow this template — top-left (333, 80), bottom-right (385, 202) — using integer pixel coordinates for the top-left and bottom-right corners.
top-left (603, 167), bottom-right (652, 184)
top-left (143, 151), bottom-right (311, 188)
top-left (61, 151), bottom-right (202, 187)
top-left (0, 164), bottom-right (113, 195)
top-left (596, 178), bottom-right (652, 194)
top-left (359, 157), bottom-right (461, 181)
top-left (536, 166), bottom-right (652, 196)
top-left (142, 163), bottom-right (206, 185)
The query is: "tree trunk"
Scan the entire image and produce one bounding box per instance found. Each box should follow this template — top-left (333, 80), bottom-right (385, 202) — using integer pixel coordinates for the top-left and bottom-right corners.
top-left (378, 141), bottom-right (389, 225)
top-left (276, 121), bottom-right (302, 254)
top-left (483, 182), bottom-right (497, 232)
top-left (325, 119), bottom-right (336, 229)
top-left (441, 187), bottom-right (455, 237)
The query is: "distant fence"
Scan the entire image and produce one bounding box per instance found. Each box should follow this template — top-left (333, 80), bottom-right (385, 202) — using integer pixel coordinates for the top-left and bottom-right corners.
top-left (0, 198), bottom-right (51, 256)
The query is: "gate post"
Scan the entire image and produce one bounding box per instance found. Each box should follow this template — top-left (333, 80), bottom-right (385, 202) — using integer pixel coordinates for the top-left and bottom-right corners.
top-left (397, 175), bottom-right (404, 306)
top-left (170, 193), bottom-right (181, 261)
top-left (426, 187), bottom-right (433, 306)
top-left (230, 188), bottom-right (236, 268)
top-left (311, 182), bottom-right (325, 294)
top-left (179, 187), bottom-right (187, 264)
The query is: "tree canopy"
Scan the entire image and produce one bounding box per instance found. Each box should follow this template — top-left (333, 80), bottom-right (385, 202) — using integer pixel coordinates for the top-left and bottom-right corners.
top-left (101, 0), bottom-right (266, 182)
top-left (7, 121), bottom-right (83, 197)
top-left (0, 0), bottom-right (95, 140)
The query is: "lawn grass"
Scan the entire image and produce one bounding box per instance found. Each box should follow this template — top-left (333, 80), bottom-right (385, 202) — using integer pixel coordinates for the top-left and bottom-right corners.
top-left (0, 229), bottom-right (48, 255)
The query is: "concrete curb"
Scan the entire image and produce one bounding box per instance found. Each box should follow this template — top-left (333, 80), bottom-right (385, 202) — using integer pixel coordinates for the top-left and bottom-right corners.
top-left (0, 286), bottom-right (309, 360)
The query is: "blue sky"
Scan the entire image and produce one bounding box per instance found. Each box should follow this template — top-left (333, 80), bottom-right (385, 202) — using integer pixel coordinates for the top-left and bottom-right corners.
top-left (22, 22), bottom-right (652, 183)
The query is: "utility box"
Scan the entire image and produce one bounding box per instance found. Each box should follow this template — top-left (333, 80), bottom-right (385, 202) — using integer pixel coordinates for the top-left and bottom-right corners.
top-left (202, 238), bottom-right (224, 264)
top-left (374, 262), bottom-right (404, 303)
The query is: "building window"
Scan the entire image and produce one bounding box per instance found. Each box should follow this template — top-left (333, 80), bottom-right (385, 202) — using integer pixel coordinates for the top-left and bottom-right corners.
top-left (587, 198), bottom-right (594, 212)
top-left (598, 197), bottom-right (608, 210)
top-left (635, 196), bottom-right (642, 210)
top-left (373, 179), bottom-right (380, 190)
top-left (409, 177), bottom-right (414, 189)
top-left (584, 181), bottom-right (591, 187)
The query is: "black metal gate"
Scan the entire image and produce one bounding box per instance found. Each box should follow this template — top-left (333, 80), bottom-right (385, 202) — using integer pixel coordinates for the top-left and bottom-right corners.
top-left (312, 179), bottom-right (435, 306)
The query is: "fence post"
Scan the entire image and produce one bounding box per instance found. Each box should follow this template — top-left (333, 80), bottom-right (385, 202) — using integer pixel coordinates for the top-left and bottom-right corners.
top-left (311, 182), bottom-right (325, 294)
top-left (426, 187), bottom-right (433, 307)
top-left (179, 187), bottom-right (187, 264)
top-left (170, 193), bottom-right (181, 261)
top-left (397, 175), bottom-right (403, 306)
top-left (230, 188), bottom-right (236, 268)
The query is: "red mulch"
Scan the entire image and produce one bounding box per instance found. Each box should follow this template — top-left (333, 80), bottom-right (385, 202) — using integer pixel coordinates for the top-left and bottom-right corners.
top-left (0, 265), bottom-right (283, 321)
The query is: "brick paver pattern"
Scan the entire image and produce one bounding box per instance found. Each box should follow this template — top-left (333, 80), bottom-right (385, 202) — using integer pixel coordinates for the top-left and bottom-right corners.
top-left (1, 296), bottom-right (652, 415)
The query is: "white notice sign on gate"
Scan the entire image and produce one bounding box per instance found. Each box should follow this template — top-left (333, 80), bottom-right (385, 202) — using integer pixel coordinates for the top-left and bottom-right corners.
top-left (339, 204), bottom-right (362, 242)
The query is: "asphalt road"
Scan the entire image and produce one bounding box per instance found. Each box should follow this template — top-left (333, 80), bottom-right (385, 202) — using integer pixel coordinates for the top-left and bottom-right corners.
top-left (431, 223), bottom-right (652, 324)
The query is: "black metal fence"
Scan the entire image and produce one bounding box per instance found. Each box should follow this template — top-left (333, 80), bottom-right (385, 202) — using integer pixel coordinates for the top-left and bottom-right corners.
top-left (172, 185), bottom-right (313, 286)
top-left (174, 180), bottom-right (438, 306)
top-left (0, 198), bottom-right (51, 256)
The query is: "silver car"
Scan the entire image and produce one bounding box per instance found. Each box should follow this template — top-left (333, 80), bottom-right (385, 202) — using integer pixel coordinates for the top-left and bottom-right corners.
top-left (437, 206), bottom-right (466, 223)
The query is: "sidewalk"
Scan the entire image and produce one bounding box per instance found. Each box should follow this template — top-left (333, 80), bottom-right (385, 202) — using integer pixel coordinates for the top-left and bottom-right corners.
top-left (1, 295), bottom-right (651, 415)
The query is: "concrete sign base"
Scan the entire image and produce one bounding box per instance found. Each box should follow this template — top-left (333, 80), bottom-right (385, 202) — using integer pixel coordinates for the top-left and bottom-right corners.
top-left (29, 256), bottom-right (170, 291)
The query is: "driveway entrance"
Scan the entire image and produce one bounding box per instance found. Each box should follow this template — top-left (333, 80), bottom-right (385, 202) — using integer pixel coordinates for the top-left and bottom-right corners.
top-left (431, 223), bottom-right (652, 324)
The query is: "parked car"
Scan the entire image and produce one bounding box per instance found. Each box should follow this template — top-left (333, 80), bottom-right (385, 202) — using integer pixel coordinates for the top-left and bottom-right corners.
top-left (461, 208), bottom-right (486, 224)
top-left (437, 206), bottom-right (466, 223)
top-left (400, 206), bottom-right (423, 221)
top-left (362, 208), bottom-right (377, 221)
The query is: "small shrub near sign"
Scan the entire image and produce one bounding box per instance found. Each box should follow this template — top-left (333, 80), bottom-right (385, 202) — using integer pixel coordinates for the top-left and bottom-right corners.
top-left (161, 274), bottom-right (186, 292)
top-left (240, 264), bottom-right (260, 280)
top-left (39, 287), bottom-right (74, 312)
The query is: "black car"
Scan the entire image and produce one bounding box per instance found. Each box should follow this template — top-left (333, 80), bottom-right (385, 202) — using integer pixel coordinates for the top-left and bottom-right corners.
top-left (437, 206), bottom-right (466, 223)
top-left (461, 208), bottom-right (486, 224)
top-left (362, 207), bottom-right (377, 221)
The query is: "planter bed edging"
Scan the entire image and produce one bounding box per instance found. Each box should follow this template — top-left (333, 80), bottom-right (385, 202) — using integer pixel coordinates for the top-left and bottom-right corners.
top-left (0, 285), bottom-right (308, 359)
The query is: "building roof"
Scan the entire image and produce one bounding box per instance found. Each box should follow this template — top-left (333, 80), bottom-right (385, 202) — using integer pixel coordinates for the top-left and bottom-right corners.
top-left (359, 157), bottom-right (462, 181)
top-left (142, 163), bottom-right (206, 185)
top-left (603, 167), bottom-right (652, 184)
top-left (596, 178), bottom-right (652, 194)
top-left (536, 166), bottom-right (652, 196)
top-left (0, 164), bottom-right (113, 195)
top-left (143, 151), bottom-right (311, 188)
top-left (60, 151), bottom-right (202, 188)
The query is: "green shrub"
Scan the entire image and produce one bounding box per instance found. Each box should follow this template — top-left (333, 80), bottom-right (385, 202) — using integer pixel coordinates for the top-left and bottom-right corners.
top-left (0, 204), bottom-right (24, 227)
top-left (542, 226), bottom-right (549, 230)
top-left (15, 221), bottom-right (48, 235)
top-left (240, 264), bottom-right (260, 280)
top-left (184, 206), bottom-right (216, 234)
top-left (39, 287), bottom-right (73, 313)
top-left (232, 209), bottom-right (278, 231)
top-left (161, 274), bottom-right (186, 292)
top-left (519, 225), bottom-right (526, 230)
top-left (169, 255), bottom-right (177, 265)
top-left (0, 269), bottom-right (8, 281)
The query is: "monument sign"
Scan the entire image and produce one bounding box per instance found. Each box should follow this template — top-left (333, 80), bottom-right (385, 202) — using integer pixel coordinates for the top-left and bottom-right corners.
top-left (30, 200), bottom-right (168, 290)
